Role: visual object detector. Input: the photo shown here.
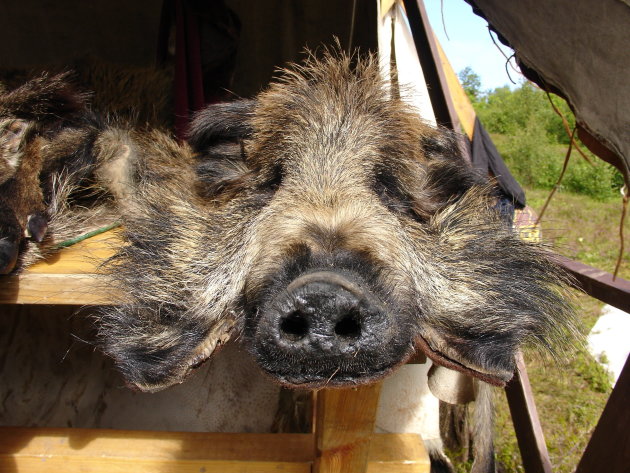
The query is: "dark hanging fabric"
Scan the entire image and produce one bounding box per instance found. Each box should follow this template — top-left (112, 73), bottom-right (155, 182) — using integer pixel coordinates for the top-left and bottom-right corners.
top-left (471, 116), bottom-right (526, 208)
top-left (157, 0), bottom-right (240, 140)
top-left (173, 0), bottom-right (205, 140)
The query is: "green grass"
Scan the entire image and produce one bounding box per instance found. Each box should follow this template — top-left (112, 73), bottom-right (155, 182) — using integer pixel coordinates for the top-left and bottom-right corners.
top-left (525, 188), bottom-right (629, 278)
top-left (469, 92), bottom-right (627, 471)
top-left (492, 187), bottom-right (627, 473)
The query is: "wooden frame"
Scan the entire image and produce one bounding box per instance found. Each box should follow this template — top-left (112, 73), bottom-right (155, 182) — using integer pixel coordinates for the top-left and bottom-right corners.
top-left (0, 424), bottom-right (430, 473)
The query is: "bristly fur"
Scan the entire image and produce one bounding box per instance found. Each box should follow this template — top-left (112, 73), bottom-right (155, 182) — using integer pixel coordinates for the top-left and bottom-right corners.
top-left (0, 50), bottom-right (577, 394)
top-left (0, 51), bottom-right (578, 473)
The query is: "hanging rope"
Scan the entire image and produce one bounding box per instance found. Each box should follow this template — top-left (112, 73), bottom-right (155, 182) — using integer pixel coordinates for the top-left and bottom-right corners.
top-left (544, 91), bottom-right (594, 165)
top-left (535, 127), bottom-right (576, 226)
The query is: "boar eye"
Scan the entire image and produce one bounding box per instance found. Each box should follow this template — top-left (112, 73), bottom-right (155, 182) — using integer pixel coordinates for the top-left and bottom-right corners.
top-left (373, 170), bottom-right (418, 220)
top-left (258, 164), bottom-right (283, 192)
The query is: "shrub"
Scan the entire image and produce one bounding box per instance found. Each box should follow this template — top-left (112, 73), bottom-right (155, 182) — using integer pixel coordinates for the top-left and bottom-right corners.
top-left (467, 71), bottom-right (624, 200)
top-left (498, 116), bottom-right (561, 190)
top-left (564, 159), bottom-right (623, 200)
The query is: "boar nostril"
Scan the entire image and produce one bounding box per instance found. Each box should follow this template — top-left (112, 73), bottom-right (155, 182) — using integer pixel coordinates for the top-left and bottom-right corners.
top-left (280, 311), bottom-right (309, 341)
top-left (334, 310), bottom-right (362, 339)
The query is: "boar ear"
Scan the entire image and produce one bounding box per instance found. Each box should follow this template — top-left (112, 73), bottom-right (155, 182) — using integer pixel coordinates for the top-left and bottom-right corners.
top-left (421, 128), bottom-right (484, 193)
top-left (414, 128), bottom-right (488, 214)
top-left (187, 99), bottom-right (255, 153)
top-left (188, 100), bottom-right (255, 197)
top-left (0, 72), bottom-right (88, 124)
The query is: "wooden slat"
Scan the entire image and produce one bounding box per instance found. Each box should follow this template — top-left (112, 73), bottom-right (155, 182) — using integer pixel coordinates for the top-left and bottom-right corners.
top-left (315, 383), bottom-right (382, 473)
top-left (0, 427), bottom-right (429, 473)
top-left (368, 434), bottom-right (430, 473)
top-left (558, 256), bottom-right (630, 313)
top-left (504, 352), bottom-right (553, 473)
top-left (434, 38), bottom-right (476, 141)
top-left (0, 273), bottom-right (117, 305)
top-left (402, 0), bottom-right (460, 130)
top-left (26, 230), bottom-right (120, 274)
top-left (0, 458), bottom-right (308, 473)
top-left (402, 0), bottom-right (472, 165)
top-left (0, 428), bottom-right (312, 473)
top-left (0, 230), bottom-right (122, 305)
top-left (575, 354), bottom-right (630, 473)
top-left (0, 428), bottom-right (315, 462)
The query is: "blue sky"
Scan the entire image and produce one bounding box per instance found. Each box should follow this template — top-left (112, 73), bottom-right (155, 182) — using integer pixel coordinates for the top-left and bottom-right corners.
top-left (424, 0), bottom-right (522, 91)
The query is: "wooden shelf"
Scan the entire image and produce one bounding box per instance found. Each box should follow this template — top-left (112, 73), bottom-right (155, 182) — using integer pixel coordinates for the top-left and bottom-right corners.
top-left (0, 427), bottom-right (430, 473)
top-left (0, 230), bottom-right (121, 305)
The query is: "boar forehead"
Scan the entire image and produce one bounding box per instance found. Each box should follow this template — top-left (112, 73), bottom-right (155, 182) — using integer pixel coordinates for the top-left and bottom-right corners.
top-left (246, 55), bottom-right (432, 185)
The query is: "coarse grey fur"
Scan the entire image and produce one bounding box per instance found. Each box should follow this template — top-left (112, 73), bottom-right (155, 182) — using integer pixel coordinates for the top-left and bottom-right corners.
top-left (0, 50), bottom-right (577, 472)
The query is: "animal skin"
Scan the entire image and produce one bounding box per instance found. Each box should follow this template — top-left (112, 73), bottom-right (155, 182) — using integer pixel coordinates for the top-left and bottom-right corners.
top-left (0, 51), bottom-right (576, 473)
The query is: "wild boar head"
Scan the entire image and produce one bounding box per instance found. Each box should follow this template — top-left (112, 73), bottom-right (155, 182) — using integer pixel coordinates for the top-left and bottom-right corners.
top-left (99, 52), bottom-right (573, 392)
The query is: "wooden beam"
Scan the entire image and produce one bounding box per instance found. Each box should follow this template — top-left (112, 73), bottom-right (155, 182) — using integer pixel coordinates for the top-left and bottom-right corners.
top-left (315, 383), bottom-right (382, 473)
top-left (504, 352), bottom-right (553, 473)
top-left (401, 0), bottom-right (471, 164)
top-left (0, 273), bottom-right (116, 305)
top-left (558, 256), bottom-right (630, 313)
top-left (0, 427), bottom-right (429, 473)
top-left (575, 354), bottom-right (630, 473)
top-left (0, 428), bottom-right (313, 473)
top-left (433, 38), bottom-right (476, 141)
top-left (0, 230), bottom-right (121, 305)
top-left (402, 0), bottom-right (460, 130)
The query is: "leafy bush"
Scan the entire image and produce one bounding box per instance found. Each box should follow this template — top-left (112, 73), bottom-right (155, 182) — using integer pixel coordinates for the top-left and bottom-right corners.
top-left (563, 159), bottom-right (624, 200)
top-left (498, 116), bottom-right (561, 190)
top-left (464, 70), bottom-right (624, 200)
top-left (476, 83), bottom-right (574, 143)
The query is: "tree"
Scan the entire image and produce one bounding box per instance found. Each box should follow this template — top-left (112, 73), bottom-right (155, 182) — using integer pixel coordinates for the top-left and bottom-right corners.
top-left (458, 66), bottom-right (482, 102)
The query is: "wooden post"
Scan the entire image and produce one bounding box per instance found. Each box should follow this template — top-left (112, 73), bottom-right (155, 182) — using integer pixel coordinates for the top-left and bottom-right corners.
top-left (314, 382), bottom-right (382, 473)
top-left (504, 352), bottom-right (553, 473)
top-left (575, 354), bottom-right (630, 473)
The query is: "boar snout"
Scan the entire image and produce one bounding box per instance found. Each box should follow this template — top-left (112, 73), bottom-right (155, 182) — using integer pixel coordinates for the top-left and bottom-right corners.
top-left (250, 270), bottom-right (411, 388)
top-left (266, 271), bottom-right (383, 346)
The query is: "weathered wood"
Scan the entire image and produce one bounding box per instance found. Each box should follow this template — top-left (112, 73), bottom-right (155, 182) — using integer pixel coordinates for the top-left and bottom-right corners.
top-left (504, 352), bottom-right (553, 473)
top-left (315, 383), bottom-right (382, 473)
top-left (402, 0), bottom-right (460, 131)
top-left (558, 256), bottom-right (630, 313)
top-left (0, 427), bottom-right (429, 473)
top-left (434, 38), bottom-right (476, 140)
top-left (575, 354), bottom-right (630, 473)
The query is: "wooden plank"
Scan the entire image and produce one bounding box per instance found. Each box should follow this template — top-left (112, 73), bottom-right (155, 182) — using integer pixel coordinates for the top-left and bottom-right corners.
top-left (402, 0), bottom-right (459, 130)
top-left (0, 273), bottom-right (117, 305)
top-left (0, 428), bottom-right (315, 462)
top-left (368, 434), bottom-right (430, 473)
top-left (575, 354), bottom-right (630, 473)
top-left (0, 230), bottom-right (122, 305)
top-left (315, 383), bottom-right (383, 473)
top-left (0, 427), bottom-right (429, 473)
top-left (401, 0), bottom-right (472, 164)
top-left (0, 458), bottom-right (309, 473)
top-left (434, 38), bottom-right (476, 140)
top-left (504, 352), bottom-right (553, 473)
top-left (26, 230), bottom-right (120, 274)
top-left (558, 256), bottom-right (630, 313)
